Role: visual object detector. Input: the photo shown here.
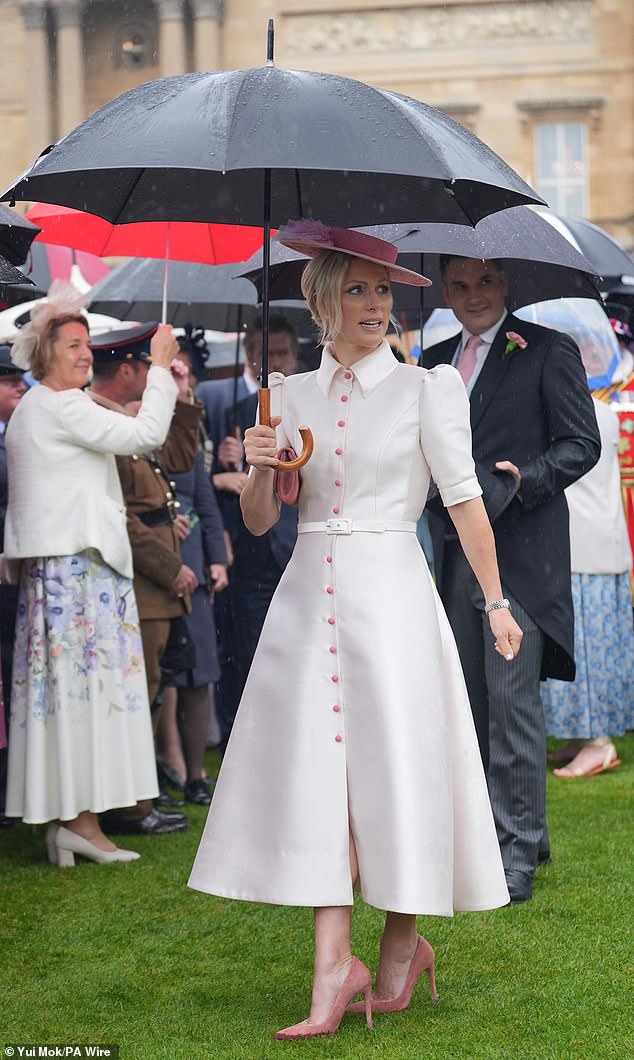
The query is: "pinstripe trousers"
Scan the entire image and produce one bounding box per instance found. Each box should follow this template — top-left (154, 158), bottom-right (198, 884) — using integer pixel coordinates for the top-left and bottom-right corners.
top-left (440, 541), bottom-right (546, 876)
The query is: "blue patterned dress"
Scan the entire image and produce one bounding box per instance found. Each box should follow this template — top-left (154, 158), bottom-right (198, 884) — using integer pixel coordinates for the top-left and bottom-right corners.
top-left (542, 571), bottom-right (634, 738)
top-left (6, 549), bottom-right (158, 823)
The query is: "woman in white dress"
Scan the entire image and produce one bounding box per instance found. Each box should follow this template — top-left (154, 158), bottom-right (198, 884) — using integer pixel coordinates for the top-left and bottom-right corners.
top-left (189, 223), bottom-right (522, 1040)
top-left (4, 285), bottom-right (181, 866)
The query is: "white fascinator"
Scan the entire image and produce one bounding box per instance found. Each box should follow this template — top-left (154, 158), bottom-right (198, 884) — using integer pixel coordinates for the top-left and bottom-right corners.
top-left (11, 280), bottom-right (88, 371)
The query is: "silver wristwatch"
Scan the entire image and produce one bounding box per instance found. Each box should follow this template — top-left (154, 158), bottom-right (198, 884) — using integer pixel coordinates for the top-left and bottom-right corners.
top-left (484, 598), bottom-right (511, 614)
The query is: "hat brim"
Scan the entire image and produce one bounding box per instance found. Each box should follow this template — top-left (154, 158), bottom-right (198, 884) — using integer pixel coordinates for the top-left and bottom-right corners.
top-left (278, 237), bottom-right (432, 288)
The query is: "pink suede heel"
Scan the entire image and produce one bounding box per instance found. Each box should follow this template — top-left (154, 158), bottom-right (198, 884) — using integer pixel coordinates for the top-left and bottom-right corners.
top-left (346, 935), bottom-right (437, 1015)
top-left (274, 956), bottom-right (373, 1040)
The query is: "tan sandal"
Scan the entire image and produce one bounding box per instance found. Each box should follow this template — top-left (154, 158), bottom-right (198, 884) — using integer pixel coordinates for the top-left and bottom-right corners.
top-left (553, 739), bottom-right (621, 778)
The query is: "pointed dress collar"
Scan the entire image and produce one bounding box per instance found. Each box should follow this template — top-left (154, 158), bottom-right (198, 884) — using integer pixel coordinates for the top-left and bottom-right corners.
top-left (316, 340), bottom-right (398, 398)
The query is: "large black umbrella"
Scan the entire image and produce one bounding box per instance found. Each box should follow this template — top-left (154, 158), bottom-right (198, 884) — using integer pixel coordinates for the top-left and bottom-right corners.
top-left (2, 22), bottom-right (542, 467)
top-left (0, 204), bottom-right (40, 266)
top-left (538, 212), bottom-right (634, 287)
top-left (3, 68), bottom-right (541, 232)
top-left (238, 207), bottom-right (602, 312)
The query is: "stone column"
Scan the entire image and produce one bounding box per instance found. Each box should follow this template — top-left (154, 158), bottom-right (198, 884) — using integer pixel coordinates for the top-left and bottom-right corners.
top-left (192, 0), bottom-right (223, 72)
top-left (157, 0), bottom-right (188, 77)
top-left (51, 0), bottom-right (85, 136)
top-left (20, 1), bottom-right (54, 158)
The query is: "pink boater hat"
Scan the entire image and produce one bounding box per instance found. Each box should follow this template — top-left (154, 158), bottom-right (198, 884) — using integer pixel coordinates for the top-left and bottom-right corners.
top-left (275, 219), bottom-right (432, 287)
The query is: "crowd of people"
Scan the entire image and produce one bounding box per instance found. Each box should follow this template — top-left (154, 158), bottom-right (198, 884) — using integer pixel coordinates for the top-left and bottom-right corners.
top-left (1, 226), bottom-right (633, 1040)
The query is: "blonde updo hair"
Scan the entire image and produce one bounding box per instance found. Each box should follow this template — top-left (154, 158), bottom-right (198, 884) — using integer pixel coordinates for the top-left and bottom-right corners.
top-left (29, 314), bottom-right (89, 381)
top-left (300, 251), bottom-right (354, 345)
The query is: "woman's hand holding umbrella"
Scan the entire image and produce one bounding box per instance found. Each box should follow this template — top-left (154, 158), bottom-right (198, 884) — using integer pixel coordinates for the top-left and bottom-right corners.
top-left (149, 324), bottom-right (180, 369)
top-left (243, 420), bottom-right (281, 473)
top-left (239, 420), bottom-right (284, 537)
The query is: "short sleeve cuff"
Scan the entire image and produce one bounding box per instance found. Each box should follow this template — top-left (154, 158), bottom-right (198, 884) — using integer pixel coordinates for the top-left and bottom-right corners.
top-left (439, 477), bottom-right (482, 508)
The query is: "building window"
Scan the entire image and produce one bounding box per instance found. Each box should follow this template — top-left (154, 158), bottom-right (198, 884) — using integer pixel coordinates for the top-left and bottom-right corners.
top-left (534, 122), bottom-right (587, 216)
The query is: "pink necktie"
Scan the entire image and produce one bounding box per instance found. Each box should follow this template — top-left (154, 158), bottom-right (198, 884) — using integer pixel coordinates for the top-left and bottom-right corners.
top-left (458, 334), bottom-right (484, 387)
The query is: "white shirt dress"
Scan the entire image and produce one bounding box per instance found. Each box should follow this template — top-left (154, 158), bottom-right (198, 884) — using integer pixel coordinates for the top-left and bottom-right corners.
top-left (189, 342), bottom-right (509, 915)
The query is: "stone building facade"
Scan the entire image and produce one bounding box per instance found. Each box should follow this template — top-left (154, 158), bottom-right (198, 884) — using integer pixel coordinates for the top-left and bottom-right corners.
top-left (1, 0), bottom-right (632, 249)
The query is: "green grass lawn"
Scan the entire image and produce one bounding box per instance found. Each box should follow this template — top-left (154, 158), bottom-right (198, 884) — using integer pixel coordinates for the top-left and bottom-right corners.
top-left (2, 735), bottom-right (633, 1060)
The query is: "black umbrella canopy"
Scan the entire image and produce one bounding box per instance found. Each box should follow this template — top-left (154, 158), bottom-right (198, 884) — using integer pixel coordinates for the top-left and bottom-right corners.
top-left (88, 255), bottom-right (313, 337)
top-left (238, 208), bottom-right (601, 312)
top-left (0, 204), bottom-right (40, 266)
top-left (88, 258), bottom-right (260, 331)
top-left (539, 213), bottom-right (634, 287)
top-left (3, 67), bottom-right (543, 228)
top-left (0, 253), bottom-right (35, 286)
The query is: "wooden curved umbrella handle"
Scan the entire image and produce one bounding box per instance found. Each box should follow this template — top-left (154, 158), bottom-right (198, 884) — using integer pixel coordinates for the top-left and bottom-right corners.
top-left (258, 388), bottom-right (314, 472)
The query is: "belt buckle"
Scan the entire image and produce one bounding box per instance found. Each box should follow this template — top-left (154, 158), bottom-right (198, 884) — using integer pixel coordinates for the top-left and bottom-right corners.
top-left (326, 518), bottom-right (352, 535)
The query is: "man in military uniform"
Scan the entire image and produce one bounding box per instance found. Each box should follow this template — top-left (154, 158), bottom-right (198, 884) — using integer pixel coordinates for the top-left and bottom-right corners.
top-left (89, 323), bottom-right (203, 836)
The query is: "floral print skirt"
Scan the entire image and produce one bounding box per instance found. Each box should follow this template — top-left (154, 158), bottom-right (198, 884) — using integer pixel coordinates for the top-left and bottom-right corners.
top-left (541, 571), bottom-right (634, 739)
top-left (6, 550), bottom-right (158, 823)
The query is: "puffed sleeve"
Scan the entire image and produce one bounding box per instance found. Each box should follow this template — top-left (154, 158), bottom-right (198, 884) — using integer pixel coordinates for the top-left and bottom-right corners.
top-left (419, 364), bottom-right (482, 507)
top-left (59, 365), bottom-right (178, 455)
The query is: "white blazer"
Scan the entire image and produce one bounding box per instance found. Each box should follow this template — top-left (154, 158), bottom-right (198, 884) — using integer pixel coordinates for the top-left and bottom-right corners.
top-left (4, 365), bottom-right (178, 580)
top-left (567, 398), bottom-right (632, 574)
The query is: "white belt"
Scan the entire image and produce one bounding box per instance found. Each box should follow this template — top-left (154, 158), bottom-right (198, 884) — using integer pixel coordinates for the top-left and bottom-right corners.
top-left (298, 518), bottom-right (417, 535)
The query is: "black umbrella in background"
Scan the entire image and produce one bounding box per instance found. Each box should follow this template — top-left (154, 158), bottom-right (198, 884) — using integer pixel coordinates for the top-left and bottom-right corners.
top-left (89, 258), bottom-right (261, 331)
top-left (0, 254), bottom-right (36, 286)
top-left (0, 204), bottom-right (40, 265)
top-left (87, 255), bottom-right (316, 421)
top-left (538, 212), bottom-right (634, 287)
top-left (239, 208), bottom-right (601, 319)
top-left (87, 256), bottom-right (311, 332)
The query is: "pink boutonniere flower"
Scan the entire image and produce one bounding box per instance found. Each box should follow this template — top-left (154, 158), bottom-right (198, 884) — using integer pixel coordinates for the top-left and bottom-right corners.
top-left (504, 331), bottom-right (528, 357)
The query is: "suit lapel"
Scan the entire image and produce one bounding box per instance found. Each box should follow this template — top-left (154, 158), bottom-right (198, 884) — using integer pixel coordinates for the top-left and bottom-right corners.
top-left (469, 313), bottom-right (517, 432)
top-left (426, 334), bottom-right (460, 368)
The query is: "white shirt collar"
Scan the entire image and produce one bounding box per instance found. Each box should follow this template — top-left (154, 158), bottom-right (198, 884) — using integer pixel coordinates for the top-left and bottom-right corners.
top-left (461, 311), bottom-right (507, 351)
top-left (316, 340), bottom-right (398, 398)
top-left (243, 368), bottom-right (259, 394)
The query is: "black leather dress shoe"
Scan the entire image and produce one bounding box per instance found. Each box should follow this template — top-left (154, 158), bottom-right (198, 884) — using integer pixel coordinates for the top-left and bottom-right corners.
top-left (156, 760), bottom-right (185, 792)
top-left (101, 808), bottom-right (187, 835)
top-left (185, 778), bottom-right (214, 806)
top-left (154, 789), bottom-right (185, 809)
top-left (505, 869), bottom-right (533, 903)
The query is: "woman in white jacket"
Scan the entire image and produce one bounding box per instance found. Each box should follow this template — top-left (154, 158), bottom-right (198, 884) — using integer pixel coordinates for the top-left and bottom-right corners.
top-left (3, 287), bottom-right (181, 865)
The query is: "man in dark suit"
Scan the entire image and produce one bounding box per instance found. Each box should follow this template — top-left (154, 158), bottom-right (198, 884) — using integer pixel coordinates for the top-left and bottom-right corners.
top-left (228, 390), bottom-right (298, 699)
top-left (423, 256), bottom-right (601, 903)
top-left (199, 314), bottom-right (300, 748)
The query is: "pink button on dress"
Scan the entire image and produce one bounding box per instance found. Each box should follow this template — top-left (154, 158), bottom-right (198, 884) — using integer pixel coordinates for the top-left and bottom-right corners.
top-left (189, 341), bottom-right (509, 916)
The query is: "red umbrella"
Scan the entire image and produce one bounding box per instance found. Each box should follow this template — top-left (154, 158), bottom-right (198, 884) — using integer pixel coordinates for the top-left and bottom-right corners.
top-left (24, 203), bottom-right (267, 265)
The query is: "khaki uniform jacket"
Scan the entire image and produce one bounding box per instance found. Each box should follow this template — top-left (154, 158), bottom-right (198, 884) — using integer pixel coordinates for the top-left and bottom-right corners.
top-left (91, 392), bottom-right (202, 620)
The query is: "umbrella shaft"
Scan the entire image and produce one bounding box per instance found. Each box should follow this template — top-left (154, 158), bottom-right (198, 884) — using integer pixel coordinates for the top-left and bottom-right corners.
top-left (261, 167), bottom-right (272, 388)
